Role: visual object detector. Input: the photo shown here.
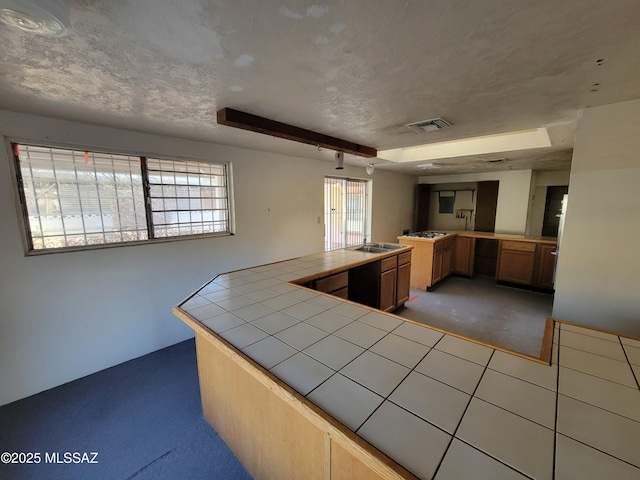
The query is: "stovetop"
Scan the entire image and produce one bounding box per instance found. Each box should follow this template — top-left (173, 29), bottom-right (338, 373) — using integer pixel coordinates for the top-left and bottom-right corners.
top-left (406, 231), bottom-right (449, 239)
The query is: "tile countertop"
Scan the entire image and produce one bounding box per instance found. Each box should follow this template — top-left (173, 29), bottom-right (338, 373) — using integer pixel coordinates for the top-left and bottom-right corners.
top-left (175, 247), bottom-right (640, 480)
top-left (398, 231), bottom-right (558, 244)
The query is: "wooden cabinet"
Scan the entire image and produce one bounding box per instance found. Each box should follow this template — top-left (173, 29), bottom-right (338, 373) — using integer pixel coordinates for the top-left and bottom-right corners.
top-left (536, 244), bottom-right (556, 290)
top-left (398, 236), bottom-right (453, 290)
top-left (313, 271), bottom-right (348, 298)
top-left (379, 255), bottom-right (398, 312)
top-left (347, 251), bottom-right (411, 312)
top-left (396, 252), bottom-right (412, 306)
top-left (497, 240), bottom-right (537, 285)
top-left (432, 249), bottom-right (443, 285)
top-left (402, 234), bottom-right (556, 292)
top-left (497, 240), bottom-right (557, 290)
top-left (431, 237), bottom-right (453, 287)
top-left (379, 268), bottom-right (397, 312)
top-left (453, 236), bottom-right (475, 276)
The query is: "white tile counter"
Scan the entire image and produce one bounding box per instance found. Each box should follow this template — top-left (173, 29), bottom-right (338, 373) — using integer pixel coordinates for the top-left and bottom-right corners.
top-left (174, 248), bottom-right (640, 480)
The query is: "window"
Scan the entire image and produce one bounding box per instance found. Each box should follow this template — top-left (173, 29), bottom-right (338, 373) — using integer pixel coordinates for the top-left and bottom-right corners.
top-left (324, 176), bottom-right (370, 251)
top-left (11, 143), bottom-right (231, 252)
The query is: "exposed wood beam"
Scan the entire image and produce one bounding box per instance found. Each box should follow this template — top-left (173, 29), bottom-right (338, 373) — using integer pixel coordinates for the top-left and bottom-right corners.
top-left (217, 108), bottom-right (377, 158)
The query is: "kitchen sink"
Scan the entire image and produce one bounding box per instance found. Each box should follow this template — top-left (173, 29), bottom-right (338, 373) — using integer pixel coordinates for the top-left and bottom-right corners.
top-left (354, 245), bottom-right (390, 253)
top-left (353, 243), bottom-right (407, 253)
top-left (367, 243), bottom-right (406, 250)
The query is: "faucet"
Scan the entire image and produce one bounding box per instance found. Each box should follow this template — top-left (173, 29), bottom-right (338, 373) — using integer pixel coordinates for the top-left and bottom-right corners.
top-left (363, 236), bottom-right (367, 246)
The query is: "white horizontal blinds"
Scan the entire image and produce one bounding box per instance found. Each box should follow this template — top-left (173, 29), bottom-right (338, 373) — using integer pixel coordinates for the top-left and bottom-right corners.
top-left (16, 145), bottom-right (147, 250)
top-left (324, 177), bottom-right (367, 251)
top-left (146, 158), bottom-right (229, 237)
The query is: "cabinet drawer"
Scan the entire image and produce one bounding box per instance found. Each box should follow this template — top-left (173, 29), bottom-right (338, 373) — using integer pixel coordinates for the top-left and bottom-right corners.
top-left (315, 271), bottom-right (348, 293)
top-left (398, 251), bottom-right (411, 266)
top-left (380, 255), bottom-right (398, 272)
top-left (434, 238), bottom-right (452, 252)
top-left (332, 287), bottom-right (349, 299)
top-left (501, 240), bottom-right (536, 252)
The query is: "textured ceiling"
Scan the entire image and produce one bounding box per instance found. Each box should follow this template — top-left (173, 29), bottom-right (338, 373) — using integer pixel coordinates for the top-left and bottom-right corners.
top-left (1, 0), bottom-right (640, 175)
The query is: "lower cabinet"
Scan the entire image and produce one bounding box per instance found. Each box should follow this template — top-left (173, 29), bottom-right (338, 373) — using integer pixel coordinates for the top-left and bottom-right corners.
top-left (536, 244), bottom-right (556, 290)
top-left (431, 237), bottom-right (453, 287)
top-left (396, 252), bottom-right (412, 305)
top-left (379, 263), bottom-right (397, 312)
top-left (348, 251), bottom-right (412, 312)
top-left (312, 271), bottom-right (349, 298)
top-left (497, 240), bottom-right (557, 289)
top-left (453, 236), bottom-right (475, 276)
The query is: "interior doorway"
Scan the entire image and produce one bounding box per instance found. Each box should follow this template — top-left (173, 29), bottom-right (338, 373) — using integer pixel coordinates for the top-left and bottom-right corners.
top-left (542, 186), bottom-right (569, 237)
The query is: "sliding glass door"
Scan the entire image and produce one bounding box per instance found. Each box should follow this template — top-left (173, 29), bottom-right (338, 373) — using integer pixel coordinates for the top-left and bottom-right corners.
top-left (324, 176), bottom-right (370, 251)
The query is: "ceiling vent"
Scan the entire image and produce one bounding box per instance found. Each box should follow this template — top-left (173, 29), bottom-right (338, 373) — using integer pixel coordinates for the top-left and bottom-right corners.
top-left (406, 117), bottom-right (452, 133)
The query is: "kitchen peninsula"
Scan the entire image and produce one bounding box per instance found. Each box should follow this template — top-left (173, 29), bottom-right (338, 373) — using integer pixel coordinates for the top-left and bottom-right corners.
top-left (173, 245), bottom-right (640, 480)
top-left (398, 231), bottom-right (557, 291)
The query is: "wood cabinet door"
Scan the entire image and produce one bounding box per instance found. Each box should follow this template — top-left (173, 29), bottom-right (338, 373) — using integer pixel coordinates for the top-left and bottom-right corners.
top-left (396, 262), bottom-right (411, 306)
top-left (442, 246), bottom-right (452, 276)
top-left (453, 236), bottom-right (474, 275)
top-left (536, 244), bottom-right (556, 289)
top-left (432, 250), bottom-right (443, 284)
top-left (497, 249), bottom-right (536, 285)
top-left (380, 268), bottom-right (397, 312)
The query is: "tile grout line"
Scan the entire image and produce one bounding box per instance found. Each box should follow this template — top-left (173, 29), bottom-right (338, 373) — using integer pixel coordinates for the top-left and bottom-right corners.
top-left (352, 334), bottom-right (448, 433)
top-left (555, 431), bottom-right (640, 472)
top-left (559, 342), bottom-right (632, 363)
top-left (430, 348), bottom-right (530, 480)
top-left (558, 363), bottom-right (638, 389)
top-left (619, 337), bottom-right (640, 391)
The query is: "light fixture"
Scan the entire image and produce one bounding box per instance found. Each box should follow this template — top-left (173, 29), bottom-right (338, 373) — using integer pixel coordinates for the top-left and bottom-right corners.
top-left (365, 163), bottom-right (375, 175)
top-left (0, 0), bottom-right (70, 36)
top-left (335, 151), bottom-right (344, 170)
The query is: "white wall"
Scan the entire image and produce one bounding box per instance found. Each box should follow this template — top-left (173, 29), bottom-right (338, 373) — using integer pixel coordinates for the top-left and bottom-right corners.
top-left (420, 170), bottom-right (533, 234)
top-left (0, 111), bottom-right (416, 405)
top-left (553, 100), bottom-right (640, 337)
top-left (427, 183), bottom-right (477, 231)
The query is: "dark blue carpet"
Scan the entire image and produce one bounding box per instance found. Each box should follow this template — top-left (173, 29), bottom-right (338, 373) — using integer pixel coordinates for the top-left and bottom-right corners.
top-left (0, 339), bottom-right (252, 480)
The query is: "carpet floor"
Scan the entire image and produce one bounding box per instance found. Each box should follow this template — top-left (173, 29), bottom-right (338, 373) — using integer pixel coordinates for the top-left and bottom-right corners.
top-left (395, 276), bottom-right (553, 358)
top-left (0, 339), bottom-right (252, 480)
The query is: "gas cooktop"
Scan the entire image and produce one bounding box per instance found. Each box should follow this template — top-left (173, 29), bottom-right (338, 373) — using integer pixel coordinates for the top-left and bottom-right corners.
top-left (406, 231), bottom-right (448, 239)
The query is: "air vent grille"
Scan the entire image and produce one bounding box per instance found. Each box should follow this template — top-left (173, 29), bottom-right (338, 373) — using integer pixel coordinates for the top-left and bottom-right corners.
top-left (406, 117), bottom-right (452, 133)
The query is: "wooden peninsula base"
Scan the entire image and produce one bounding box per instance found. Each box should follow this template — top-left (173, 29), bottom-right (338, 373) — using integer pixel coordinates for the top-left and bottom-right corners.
top-left (192, 326), bottom-right (417, 480)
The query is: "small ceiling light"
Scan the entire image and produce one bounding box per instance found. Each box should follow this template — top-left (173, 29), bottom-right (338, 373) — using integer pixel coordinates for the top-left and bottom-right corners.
top-left (0, 0), bottom-right (70, 36)
top-left (335, 151), bottom-right (344, 170)
top-left (366, 163), bottom-right (375, 175)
